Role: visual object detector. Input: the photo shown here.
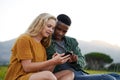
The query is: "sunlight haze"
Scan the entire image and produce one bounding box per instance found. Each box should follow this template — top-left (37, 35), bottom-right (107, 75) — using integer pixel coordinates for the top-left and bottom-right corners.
top-left (0, 0), bottom-right (120, 46)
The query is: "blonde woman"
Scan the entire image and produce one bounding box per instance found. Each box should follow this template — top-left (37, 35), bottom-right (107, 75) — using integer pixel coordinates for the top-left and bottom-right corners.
top-left (4, 13), bottom-right (74, 80)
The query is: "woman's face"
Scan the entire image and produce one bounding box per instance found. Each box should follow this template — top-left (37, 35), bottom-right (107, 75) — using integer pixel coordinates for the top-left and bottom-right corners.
top-left (41, 19), bottom-right (56, 37)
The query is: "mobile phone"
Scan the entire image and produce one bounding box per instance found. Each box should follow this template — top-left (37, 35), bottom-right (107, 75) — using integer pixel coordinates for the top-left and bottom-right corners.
top-left (64, 51), bottom-right (72, 56)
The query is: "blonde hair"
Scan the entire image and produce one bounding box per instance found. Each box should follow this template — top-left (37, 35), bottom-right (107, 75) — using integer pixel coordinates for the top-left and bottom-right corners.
top-left (26, 13), bottom-right (57, 48)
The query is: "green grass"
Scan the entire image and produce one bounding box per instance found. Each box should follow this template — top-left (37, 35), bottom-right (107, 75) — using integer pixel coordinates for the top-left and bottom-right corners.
top-left (86, 70), bottom-right (120, 74)
top-left (0, 66), bottom-right (120, 80)
top-left (0, 66), bottom-right (8, 80)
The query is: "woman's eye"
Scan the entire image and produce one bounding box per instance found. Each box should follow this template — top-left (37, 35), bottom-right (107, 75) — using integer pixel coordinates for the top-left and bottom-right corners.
top-left (47, 25), bottom-right (51, 28)
top-left (47, 24), bottom-right (55, 31)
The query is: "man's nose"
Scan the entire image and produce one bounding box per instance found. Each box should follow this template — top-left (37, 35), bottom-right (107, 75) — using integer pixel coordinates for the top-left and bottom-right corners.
top-left (59, 31), bottom-right (64, 35)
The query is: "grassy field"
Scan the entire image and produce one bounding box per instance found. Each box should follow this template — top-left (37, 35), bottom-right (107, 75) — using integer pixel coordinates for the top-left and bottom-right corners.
top-left (85, 70), bottom-right (120, 74)
top-left (0, 66), bottom-right (119, 80)
top-left (0, 66), bottom-right (7, 80)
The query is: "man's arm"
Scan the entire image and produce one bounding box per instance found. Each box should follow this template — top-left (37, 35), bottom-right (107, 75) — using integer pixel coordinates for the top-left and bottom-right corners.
top-left (73, 46), bottom-right (86, 68)
top-left (69, 38), bottom-right (86, 68)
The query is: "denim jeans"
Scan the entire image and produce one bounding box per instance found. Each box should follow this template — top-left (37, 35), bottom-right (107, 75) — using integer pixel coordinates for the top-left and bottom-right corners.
top-left (55, 63), bottom-right (120, 80)
top-left (108, 73), bottom-right (120, 80)
top-left (74, 71), bottom-right (116, 80)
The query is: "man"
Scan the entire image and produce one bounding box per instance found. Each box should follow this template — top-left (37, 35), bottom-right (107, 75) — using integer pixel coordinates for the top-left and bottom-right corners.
top-left (46, 14), bottom-right (119, 80)
top-left (46, 14), bottom-right (86, 73)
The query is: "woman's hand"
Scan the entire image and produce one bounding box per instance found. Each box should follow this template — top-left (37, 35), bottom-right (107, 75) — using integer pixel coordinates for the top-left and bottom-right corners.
top-left (52, 52), bottom-right (70, 65)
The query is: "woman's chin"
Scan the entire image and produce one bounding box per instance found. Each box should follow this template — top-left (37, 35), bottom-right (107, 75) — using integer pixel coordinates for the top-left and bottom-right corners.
top-left (44, 35), bottom-right (49, 38)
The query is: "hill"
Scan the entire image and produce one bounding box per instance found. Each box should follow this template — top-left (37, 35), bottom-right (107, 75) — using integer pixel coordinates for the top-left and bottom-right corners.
top-left (0, 39), bottom-right (16, 65)
top-left (78, 40), bottom-right (120, 63)
top-left (0, 39), bottom-right (120, 65)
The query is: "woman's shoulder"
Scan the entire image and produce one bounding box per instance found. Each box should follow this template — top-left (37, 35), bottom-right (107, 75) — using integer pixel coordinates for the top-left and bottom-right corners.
top-left (12, 34), bottom-right (32, 50)
top-left (13, 34), bottom-right (32, 44)
top-left (18, 34), bottom-right (31, 40)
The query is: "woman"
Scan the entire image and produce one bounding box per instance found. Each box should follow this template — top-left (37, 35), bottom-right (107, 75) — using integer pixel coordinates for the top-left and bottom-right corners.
top-left (4, 13), bottom-right (74, 80)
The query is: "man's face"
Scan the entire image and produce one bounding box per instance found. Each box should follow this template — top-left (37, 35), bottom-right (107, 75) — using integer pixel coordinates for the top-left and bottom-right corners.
top-left (54, 22), bottom-right (69, 41)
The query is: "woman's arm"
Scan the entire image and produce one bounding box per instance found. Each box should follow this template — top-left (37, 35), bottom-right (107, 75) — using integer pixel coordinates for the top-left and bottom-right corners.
top-left (21, 53), bottom-right (70, 73)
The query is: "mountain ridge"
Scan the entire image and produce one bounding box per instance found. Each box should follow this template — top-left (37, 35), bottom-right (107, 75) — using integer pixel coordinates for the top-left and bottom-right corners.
top-left (0, 39), bottom-right (120, 65)
top-left (78, 40), bottom-right (120, 63)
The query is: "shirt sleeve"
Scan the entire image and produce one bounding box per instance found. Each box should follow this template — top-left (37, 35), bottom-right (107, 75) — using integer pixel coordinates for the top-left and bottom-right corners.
top-left (74, 46), bottom-right (86, 68)
top-left (15, 36), bottom-right (33, 61)
top-left (71, 38), bottom-right (86, 68)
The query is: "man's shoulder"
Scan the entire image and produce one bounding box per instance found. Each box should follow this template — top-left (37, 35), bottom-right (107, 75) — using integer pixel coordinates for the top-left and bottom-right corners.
top-left (64, 36), bottom-right (78, 45)
top-left (65, 36), bottom-right (77, 41)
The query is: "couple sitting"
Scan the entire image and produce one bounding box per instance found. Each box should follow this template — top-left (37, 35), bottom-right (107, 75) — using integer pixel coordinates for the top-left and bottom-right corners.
top-left (5, 13), bottom-right (120, 80)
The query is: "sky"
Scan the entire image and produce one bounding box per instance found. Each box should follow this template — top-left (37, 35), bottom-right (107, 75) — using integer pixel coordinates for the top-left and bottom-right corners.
top-left (0, 0), bottom-right (120, 46)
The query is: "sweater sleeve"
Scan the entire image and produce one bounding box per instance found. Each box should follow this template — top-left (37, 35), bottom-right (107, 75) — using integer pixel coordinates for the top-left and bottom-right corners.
top-left (14, 35), bottom-right (33, 61)
top-left (70, 38), bottom-right (86, 68)
top-left (74, 46), bottom-right (86, 68)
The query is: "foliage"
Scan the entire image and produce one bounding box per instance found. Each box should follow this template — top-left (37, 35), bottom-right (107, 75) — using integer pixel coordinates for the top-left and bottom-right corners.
top-left (85, 52), bottom-right (113, 70)
top-left (108, 63), bottom-right (120, 72)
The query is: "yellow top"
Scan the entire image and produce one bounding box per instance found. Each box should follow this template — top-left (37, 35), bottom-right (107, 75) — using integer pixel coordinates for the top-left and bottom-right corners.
top-left (4, 34), bottom-right (47, 80)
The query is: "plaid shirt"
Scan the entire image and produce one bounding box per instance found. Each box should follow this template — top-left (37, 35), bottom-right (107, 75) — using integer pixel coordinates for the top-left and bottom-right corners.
top-left (46, 36), bottom-right (86, 71)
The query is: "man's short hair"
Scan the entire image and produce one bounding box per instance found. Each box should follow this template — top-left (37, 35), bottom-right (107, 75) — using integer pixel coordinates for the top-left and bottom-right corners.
top-left (57, 14), bottom-right (71, 26)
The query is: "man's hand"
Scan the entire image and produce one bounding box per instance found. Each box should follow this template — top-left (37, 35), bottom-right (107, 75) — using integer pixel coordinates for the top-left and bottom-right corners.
top-left (68, 54), bottom-right (78, 63)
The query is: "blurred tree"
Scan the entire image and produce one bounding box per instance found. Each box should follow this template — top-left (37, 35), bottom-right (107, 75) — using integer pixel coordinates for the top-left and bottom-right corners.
top-left (108, 63), bottom-right (120, 72)
top-left (85, 52), bottom-right (113, 70)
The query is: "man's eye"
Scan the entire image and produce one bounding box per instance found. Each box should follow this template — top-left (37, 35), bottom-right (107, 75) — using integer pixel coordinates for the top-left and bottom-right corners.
top-left (63, 31), bottom-right (67, 33)
top-left (56, 27), bottom-right (61, 30)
